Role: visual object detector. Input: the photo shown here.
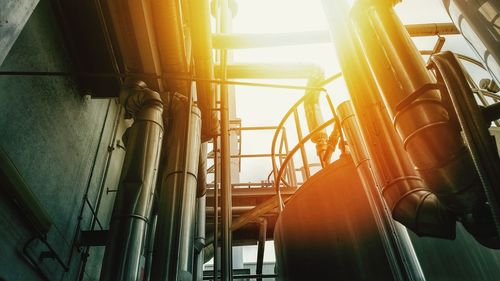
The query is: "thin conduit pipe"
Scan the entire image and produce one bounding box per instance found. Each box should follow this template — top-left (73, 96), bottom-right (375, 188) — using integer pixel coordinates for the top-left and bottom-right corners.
top-left (0, 71), bottom-right (327, 92)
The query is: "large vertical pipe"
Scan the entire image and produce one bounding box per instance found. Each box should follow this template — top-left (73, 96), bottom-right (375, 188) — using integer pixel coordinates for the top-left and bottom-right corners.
top-left (152, 93), bottom-right (202, 281)
top-left (219, 0), bottom-right (233, 280)
top-left (442, 0), bottom-right (500, 85)
top-left (321, 0), bottom-right (455, 238)
top-left (193, 143), bottom-right (208, 281)
top-left (337, 101), bottom-right (426, 281)
top-left (150, 0), bottom-right (190, 97)
top-left (100, 80), bottom-right (164, 281)
top-left (190, 0), bottom-right (219, 141)
top-left (351, 0), bottom-right (483, 214)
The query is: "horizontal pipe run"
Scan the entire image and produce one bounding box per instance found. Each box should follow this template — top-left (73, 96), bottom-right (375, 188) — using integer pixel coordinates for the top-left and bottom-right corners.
top-left (214, 63), bottom-right (323, 79)
top-left (229, 126), bottom-right (278, 131)
top-left (202, 274), bottom-right (278, 280)
top-left (0, 71), bottom-right (327, 92)
top-left (211, 23), bottom-right (458, 49)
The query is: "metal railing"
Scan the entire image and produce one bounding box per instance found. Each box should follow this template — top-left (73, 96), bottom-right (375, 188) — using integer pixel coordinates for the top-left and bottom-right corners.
top-left (270, 90), bottom-right (342, 210)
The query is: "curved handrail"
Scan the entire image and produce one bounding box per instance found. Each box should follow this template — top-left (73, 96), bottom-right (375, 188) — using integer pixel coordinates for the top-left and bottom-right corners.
top-left (273, 117), bottom-right (337, 209)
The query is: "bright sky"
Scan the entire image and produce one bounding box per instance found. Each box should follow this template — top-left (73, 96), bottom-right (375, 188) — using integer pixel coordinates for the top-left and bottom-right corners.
top-left (206, 0), bottom-right (491, 266)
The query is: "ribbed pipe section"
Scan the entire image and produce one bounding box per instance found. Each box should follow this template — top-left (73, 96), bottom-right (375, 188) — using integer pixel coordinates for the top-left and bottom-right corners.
top-left (100, 80), bottom-right (164, 281)
top-left (151, 94), bottom-right (202, 281)
top-left (351, 0), bottom-right (483, 214)
top-left (321, 0), bottom-right (455, 238)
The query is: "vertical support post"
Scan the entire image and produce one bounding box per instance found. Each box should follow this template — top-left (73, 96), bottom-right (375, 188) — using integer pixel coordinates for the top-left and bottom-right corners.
top-left (213, 139), bottom-right (219, 280)
top-left (293, 110), bottom-right (310, 180)
top-left (282, 129), bottom-right (297, 187)
top-left (256, 218), bottom-right (267, 281)
top-left (219, 1), bottom-right (233, 280)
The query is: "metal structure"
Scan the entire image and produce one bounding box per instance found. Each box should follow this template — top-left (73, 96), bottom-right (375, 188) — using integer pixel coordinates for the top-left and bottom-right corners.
top-left (2, 0), bottom-right (500, 281)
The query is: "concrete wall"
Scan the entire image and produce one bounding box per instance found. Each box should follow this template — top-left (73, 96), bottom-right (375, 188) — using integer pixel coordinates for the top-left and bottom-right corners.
top-left (0, 1), bottom-right (125, 280)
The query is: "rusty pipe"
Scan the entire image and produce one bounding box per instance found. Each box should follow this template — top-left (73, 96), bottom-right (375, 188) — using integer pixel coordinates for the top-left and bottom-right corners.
top-left (351, 0), bottom-right (483, 214)
top-left (321, 0), bottom-right (455, 238)
top-left (100, 80), bottom-right (164, 281)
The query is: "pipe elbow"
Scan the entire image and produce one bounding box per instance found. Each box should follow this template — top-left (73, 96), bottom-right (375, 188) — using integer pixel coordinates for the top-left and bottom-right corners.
top-left (120, 80), bottom-right (163, 118)
top-left (393, 189), bottom-right (456, 239)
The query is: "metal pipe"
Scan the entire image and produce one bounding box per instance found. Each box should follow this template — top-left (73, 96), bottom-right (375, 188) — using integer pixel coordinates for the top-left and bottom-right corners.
top-left (337, 101), bottom-right (425, 281)
top-left (152, 94), bottom-right (202, 281)
top-left (256, 218), bottom-right (267, 281)
top-left (303, 71), bottom-right (329, 167)
top-left (442, 0), bottom-right (500, 84)
top-left (211, 23), bottom-right (458, 49)
top-left (213, 138), bottom-right (219, 281)
top-left (190, 0), bottom-right (219, 141)
top-left (219, 0), bottom-right (233, 279)
top-left (352, 0), bottom-right (483, 214)
top-left (214, 63), bottom-right (323, 79)
top-left (321, 0), bottom-right (455, 238)
top-left (150, 0), bottom-right (190, 97)
top-left (194, 143), bottom-right (208, 281)
top-left (100, 80), bottom-right (164, 281)
top-left (143, 212), bottom-right (158, 281)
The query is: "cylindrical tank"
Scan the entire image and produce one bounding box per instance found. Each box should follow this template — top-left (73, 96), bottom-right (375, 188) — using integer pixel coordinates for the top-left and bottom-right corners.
top-left (274, 155), bottom-right (396, 280)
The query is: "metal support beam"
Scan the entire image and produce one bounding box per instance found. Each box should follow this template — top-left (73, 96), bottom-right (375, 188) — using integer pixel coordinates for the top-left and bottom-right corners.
top-left (211, 23), bottom-right (459, 49)
top-left (256, 218), bottom-right (267, 281)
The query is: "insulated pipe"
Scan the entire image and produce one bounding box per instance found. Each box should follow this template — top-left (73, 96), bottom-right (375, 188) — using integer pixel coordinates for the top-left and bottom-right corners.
top-left (150, 0), bottom-right (190, 97)
top-left (100, 80), bottom-right (164, 281)
top-left (337, 101), bottom-right (425, 280)
top-left (152, 94), bottom-right (202, 281)
top-left (193, 143), bottom-right (208, 281)
top-left (442, 0), bottom-right (500, 85)
top-left (351, 0), bottom-right (483, 214)
top-left (321, 0), bottom-right (455, 239)
top-left (190, 0), bottom-right (219, 141)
